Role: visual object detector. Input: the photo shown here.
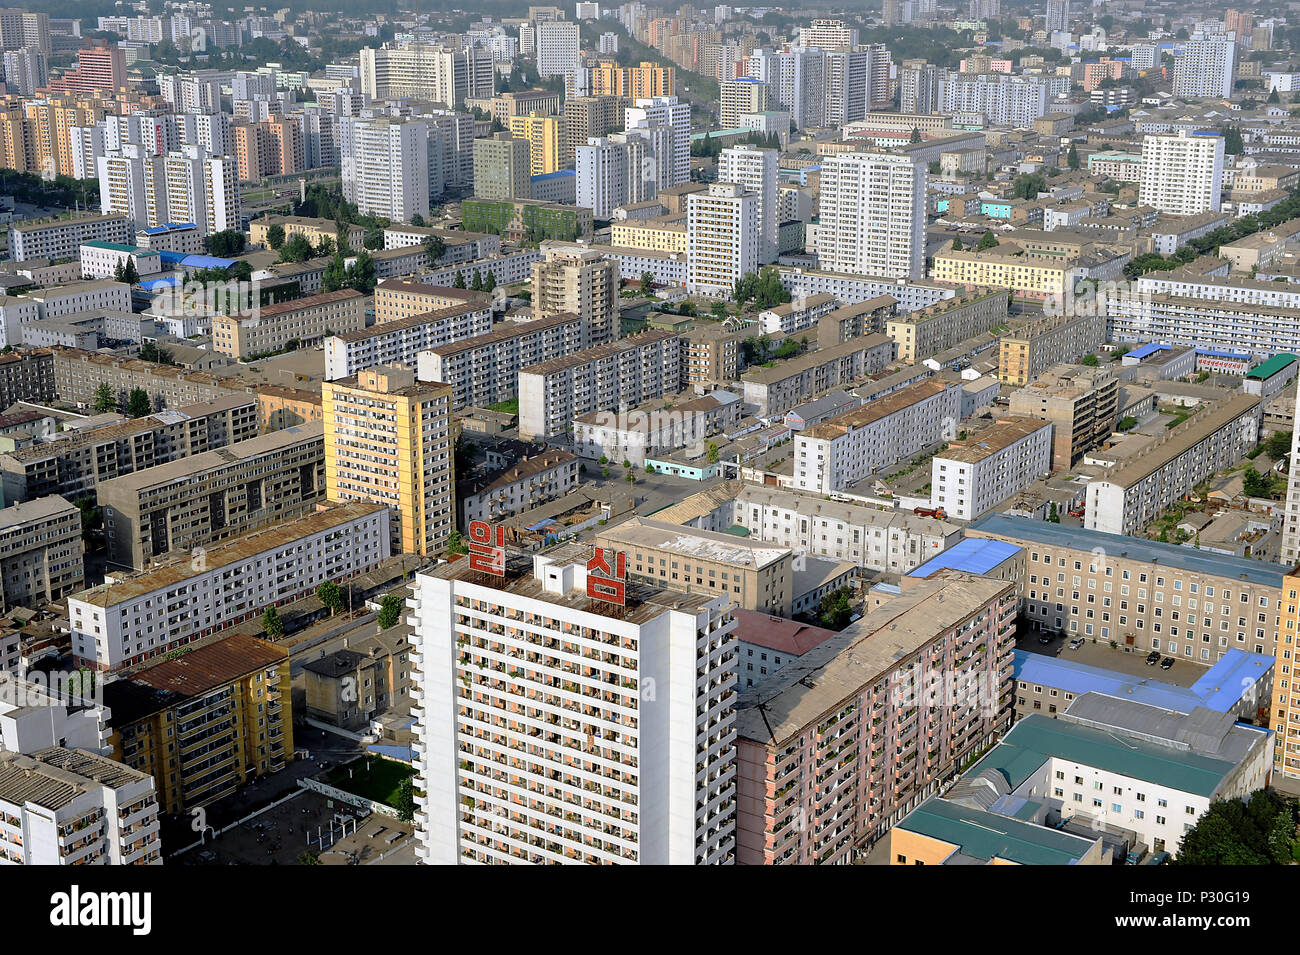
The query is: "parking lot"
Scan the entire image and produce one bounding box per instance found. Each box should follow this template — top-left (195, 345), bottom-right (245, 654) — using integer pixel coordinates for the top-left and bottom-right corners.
top-left (1017, 630), bottom-right (1202, 688)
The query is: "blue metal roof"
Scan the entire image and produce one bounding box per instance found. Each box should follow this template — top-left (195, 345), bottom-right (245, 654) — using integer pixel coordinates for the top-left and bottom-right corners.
top-left (1195, 348), bottom-right (1251, 360)
top-left (138, 276), bottom-right (181, 290)
top-left (1126, 342), bottom-right (1168, 360)
top-left (968, 514), bottom-right (1290, 589)
top-left (142, 221), bottom-right (197, 234)
top-left (909, 537), bottom-right (1022, 578)
top-left (1013, 648), bottom-right (1270, 714)
top-left (159, 252), bottom-right (236, 269)
top-left (531, 170), bottom-right (575, 181)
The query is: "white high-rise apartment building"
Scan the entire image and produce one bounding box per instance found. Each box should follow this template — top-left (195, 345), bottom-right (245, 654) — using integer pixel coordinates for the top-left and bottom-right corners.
top-left (1281, 375), bottom-right (1300, 563)
top-left (536, 20), bottom-right (579, 79)
top-left (2, 46), bottom-right (45, 96)
top-left (407, 543), bottom-right (738, 864)
top-left (97, 145), bottom-right (238, 234)
top-left (1044, 0), bottom-right (1070, 34)
top-left (625, 96), bottom-right (690, 187)
top-left (718, 145), bottom-right (778, 264)
top-left (359, 44), bottom-right (494, 106)
top-left (576, 136), bottom-right (631, 219)
top-left (349, 117), bottom-right (431, 222)
top-left (818, 151), bottom-right (926, 280)
top-left (747, 47), bottom-right (826, 131)
top-left (1138, 130), bottom-right (1225, 215)
top-left (1173, 32), bottom-right (1237, 99)
top-left (798, 18), bottom-right (858, 51)
top-left (687, 182), bottom-right (758, 296)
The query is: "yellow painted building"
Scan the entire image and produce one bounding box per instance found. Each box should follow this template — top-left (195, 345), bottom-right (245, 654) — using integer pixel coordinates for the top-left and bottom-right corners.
top-left (589, 60), bottom-right (675, 98)
top-left (929, 249), bottom-right (1072, 302)
top-left (323, 365), bottom-right (455, 557)
top-left (105, 632), bottom-right (294, 814)
top-left (507, 112), bottom-right (563, 177)
top-left (610, 216), bottom-right (688, 253)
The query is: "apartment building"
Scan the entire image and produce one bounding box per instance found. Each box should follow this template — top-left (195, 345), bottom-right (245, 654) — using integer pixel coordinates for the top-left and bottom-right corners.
top-left (325, 301), bottom-right (492, 382)
top-left (359, 43), bottom-right (493, 105)
top-left (506, 112), bottom-right (562, 176)
top-left (301, 627), bottom-right (412, 732)
top-left (249, 215), bottom-right (367, 252)
top-left (998, 311), bottom-right (1106, 386)
top-left (1173, 32), bottom-right (1237, 99)
top-left (817, 297), bottom-right (896, 347)
top-left (212, 290), bottom-right (367, 360)
top-left (886, 289), bottom-right (1011, 363)
top-left (681, 323), bottom-right (741, 387)
top-left (597, 516), bottom-right (795, 616)
top-left (0, 746), bottom-right (161, 865)
top-left (0, 348), bottom-right (54, 406)
top-left (373, 280), bottom-right (491, 325)
top-left (9, 213), bottom-right (130, 263)
top-left (0, 495), bottom-right (84, 614)
top-left (1138, 130), bottom-right (1225, 216)
top-left (50, 346), bottom-right (243, 410)
top-left (741, 334), bottom-right (896, 418)
top-left (324, 368), bottom-right (455, 558)
top-left (97, 422), bottom-right (326, 572)
top-left (735, 573), bottom-right (1017, 864)
top-left (1008, 363), bottom-right (1119, 469)
top-left (817, 151), bottom-right (926, 281)
top-left (408, 542), bottom-right (736, 864)
top-left (104, 632), bottom-right (293, 813)
top-left (610, 215), bottom-right (687, 253)
top-left (458, 448), bottom-right (579, 526)
top-left (473, 132), bottom-right (532, 200)
top-left (574, 391), bottom-right (743, 467)
top-left (720, 77), bottom-right (770, 130)
top-left (0, 393), bottom-right (259, 502)
top-left (416, 311), bottom-right (588, 410)
top-left (517, 330), bottom-right (682, 440)
top-left (968, 512), bottom-right (1286, 662)
top-left (930, 249), bottom-right (1079, 303)
top-left (562, 95), bottom-right (624, 164)
top-left (1085, 395), bottom-right (1262, 537)
top-left (69, 501), bottom-right (390, 672)
top-left (756, 293), bottom-right (837, 337)
top-left (794, 380), bottom-right (962, 493)
top-left (930, 416), bottom-right (1054, 521)
top-left (686, 182), bottom-right (758, 296)
top-left (1107, 291), bottom-right (1300, 359)
top-left (659, 482), bottom-right (963, 574)
top-left (530, 245), bottom-right (618, 347)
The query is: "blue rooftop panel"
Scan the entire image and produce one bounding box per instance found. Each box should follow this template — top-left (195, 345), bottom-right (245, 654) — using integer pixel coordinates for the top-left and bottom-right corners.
top-left (1127, 342), bottom-right (1168, 360)
top-left (909, 537), bottom-right (1022, 578)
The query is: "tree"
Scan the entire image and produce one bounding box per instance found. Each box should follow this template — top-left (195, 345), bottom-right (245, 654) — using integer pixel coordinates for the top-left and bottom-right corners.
top-left (1264, 430), bottom-right (1292, 460)
top-left (74, 495), bottom-right (101, 539)
top-left (640, 271), bottom-right (654, 292)
top-left (410, 213), bottom-right (425, 227)
top-left (1080, 353), bottom-right (1100, 367)
top-left (138, 342), bottom-right (173, 365)
top-left (278, 233), bottom-right (314, 263)
top-left (208, 229), bottom-right (247, 256)
top-left (424, 235), bottom-right (445, 264)
top-left (453, 271), bottom-right (467, 289)
top-left (817, 587), bottom-right (854, 630)
top-left (393, 776), bottom-right (416, 823)
top-left (711, 301), bottom-right (728, 318)
top-left (378, 593), bottom-right (404, 629)
top-left (976, 231), bottom-right (999, 251)
top-left (363, 228), bottom-right (383, 250)
top-left (1117, 416), bottom-right (1137, 431)
top-left (1067, 143), bottom-right (1080, 170)
top-left (1048, 502), bottom-right (1060, 523)
top-left (446, 529), bottom-right (468, 555)
top-left (483, 271), bottom-right (496, 292)
top-left (1176, 790), bottom-right (1297, 865)
top-left (322, 251), bottom-right (348, 292)
top-left (113, 258), bottom-right (140, 285)
top-left (1269, 88), bottom-right (1281, 104)
top-left (1243, 466), bottom-right (1270, 498)
top-left (910, 126), bottom-right (921, 143)
top-left (1221, 125), bottom-right (1244, 156)
top-left (470, 269), bottom-right (483, 291)
top-left (707, 441), bottom-right (719, 464)
top-left (91, 382), bottom-right (117, 413)
top-left (316, 580), bottom-right (344, 615)
top-left (265, 223), bottom-right (286, 250)
top-left (951, 236), bottom-right (963, 250)
top-left (262, 605), bottom-right (285, 638)
top-left (347, 251), bottom-right (376, 294)
top-left (126, 388), bottom-right (151, 418)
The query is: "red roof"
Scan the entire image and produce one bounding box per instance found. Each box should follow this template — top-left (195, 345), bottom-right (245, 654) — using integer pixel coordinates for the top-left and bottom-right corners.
top-left (733, 608), bottom-right (839, 656)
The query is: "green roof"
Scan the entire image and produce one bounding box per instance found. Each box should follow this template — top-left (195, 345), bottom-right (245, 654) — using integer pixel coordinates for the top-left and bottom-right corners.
top-left (724, 524), bottom-right (751, 537)
top-left (971, 714), bottom-right (1237, 798)
top-left (1245, 353), bottom-right (1297, 380)
top-left (82, 240), bottom-right (157, 255)
top-left (897, 798), bottom-right (1098, 865)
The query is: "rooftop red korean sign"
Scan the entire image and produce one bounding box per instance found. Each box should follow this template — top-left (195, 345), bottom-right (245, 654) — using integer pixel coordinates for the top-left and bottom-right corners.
top-left (587, 547), bottom-right (627, 607)
top-left (467, 520), bottom-right (505, 577)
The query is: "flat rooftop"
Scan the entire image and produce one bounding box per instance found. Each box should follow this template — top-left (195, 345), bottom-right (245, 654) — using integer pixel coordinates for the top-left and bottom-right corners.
top-left (895, 797), bottom-right (1101, 865)
top-left (937, 416), bottom-right (1051, 463)
top-left (597, 517), bottom-right (790, 570)
top-left (801, 379), bottom-right (952, 440)
top-left (968, 513), bottom-right (1290, 589)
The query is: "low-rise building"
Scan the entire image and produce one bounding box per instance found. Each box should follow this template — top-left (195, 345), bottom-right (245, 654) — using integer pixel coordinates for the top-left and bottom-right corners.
top-left (372, 279), bottom-right (492, 325)
top-left (1008, 363), bottom-right (1120, 469)
top-left (104, 631), bottom-right (293, 813)
top-left (1085, 395), bottom-right (1262, 536)
top-left (301, 627), bottom-right (413, 732)
top-left (999, 311), bottom-right (1106, 386)
top-left (573, 391), bottom-right (742, 467)
top-left (886, 289), bottom-right (1011, 363)
top-left (741, 334), bottom-right (895, 418)
top-left (0, 495), bottom-right (84, 614)
top-left (931, 416), bottom-right (1054, 521)
top-left (324, 299), bottom-right (494, 380)
top-left (0, 349), bottom-right (54, 407)
top-left (213, 289), bottom-right (367, 360)
top-left (9, 214), bottom-right (131, 263)
top-left (68, 502), bottom-right (391, 672)
top-left (793, 380), bottom-right (961, 493)
top-left (458, 448), bottom-right (579, 526)
top-left (97, 422), bottom-right (326, 571)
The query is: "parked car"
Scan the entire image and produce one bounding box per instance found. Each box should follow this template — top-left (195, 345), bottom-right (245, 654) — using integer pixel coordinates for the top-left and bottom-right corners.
top-left (1068, 637), bottom-right (1084, 650)
top-left (1160, 657), bottom-right (1175, 670)
top-left (1038, 634), bottom-right (1053, 645)
top-left (1145, 651), bottom-right (1162, 665)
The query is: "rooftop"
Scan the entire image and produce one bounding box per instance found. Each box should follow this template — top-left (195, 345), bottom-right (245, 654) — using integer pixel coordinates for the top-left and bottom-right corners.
top-left (597, 517), bottom-right (790, 570)
top-left (895, 796), bottom-right (1101, 865)
top-left (0, 747), bottom-right (150, 809)
top-left (801, 379), bottom-right (952, 440)
top-left (732, 608), bottom-right (839, 656)
top-left (968, 513), bottom-right (1290, 589)
top-left (936, 416), bottom-right (1051, 464)
top-left (909, 537), bottom-right (1022, 578)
